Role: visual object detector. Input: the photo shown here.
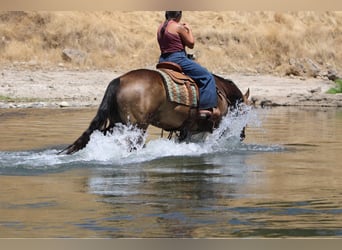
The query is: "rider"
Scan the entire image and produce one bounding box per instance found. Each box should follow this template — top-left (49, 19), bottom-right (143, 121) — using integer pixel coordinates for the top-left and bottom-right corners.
top-left (157, 11), bottom-right (220, 119)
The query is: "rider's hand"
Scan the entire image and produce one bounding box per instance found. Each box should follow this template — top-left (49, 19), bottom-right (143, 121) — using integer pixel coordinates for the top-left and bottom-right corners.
top-left (182, 23), bottom-right (191, 32)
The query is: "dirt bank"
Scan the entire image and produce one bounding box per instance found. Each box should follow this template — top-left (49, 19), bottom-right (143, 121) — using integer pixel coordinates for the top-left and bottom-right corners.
top-left (0, 67), bottom-right (341, 109)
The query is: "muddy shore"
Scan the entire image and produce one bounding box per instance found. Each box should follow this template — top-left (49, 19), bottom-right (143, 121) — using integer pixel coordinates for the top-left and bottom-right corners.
top-left (0, 67), bottom-right (341, 109)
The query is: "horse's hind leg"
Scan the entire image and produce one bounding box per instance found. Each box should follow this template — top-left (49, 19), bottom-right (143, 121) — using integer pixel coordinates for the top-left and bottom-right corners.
top-left (127, 128), bottom-right (146, 151)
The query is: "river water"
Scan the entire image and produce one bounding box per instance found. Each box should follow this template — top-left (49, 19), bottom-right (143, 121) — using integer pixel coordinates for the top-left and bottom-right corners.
top-left (0, 106), bottom-right (341, 238)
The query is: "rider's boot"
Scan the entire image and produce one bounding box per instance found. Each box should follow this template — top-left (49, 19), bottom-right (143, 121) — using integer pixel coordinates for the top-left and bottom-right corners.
top-left (198, 107), bottom-right (220, 120)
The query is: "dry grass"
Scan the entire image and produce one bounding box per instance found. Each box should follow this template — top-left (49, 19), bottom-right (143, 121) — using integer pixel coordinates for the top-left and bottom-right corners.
top-left (0, 11), bottom-right (341, 76)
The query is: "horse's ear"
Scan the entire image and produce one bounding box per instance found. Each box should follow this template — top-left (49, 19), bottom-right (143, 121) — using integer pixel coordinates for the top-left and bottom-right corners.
top-left (244, 88), bottom-right (250, 100)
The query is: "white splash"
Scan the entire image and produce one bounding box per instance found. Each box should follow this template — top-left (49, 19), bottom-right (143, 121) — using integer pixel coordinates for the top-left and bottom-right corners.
top-left (0, 104), bottom-right (266, 172)
top-left (76, 104), bottom-right (257, 164)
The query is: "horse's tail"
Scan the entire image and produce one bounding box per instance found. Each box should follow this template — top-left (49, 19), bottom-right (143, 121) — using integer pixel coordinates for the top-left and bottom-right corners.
top-left (58, 77), bottom-right (121, 155)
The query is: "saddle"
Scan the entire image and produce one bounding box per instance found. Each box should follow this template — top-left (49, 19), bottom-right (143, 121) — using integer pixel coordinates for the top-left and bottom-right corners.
top-left (156, 62), bottom-right (219, 123)
top-left (157, 62), bottom-right (196, 85)
top-left (156, 62), bottom-right (199, 108)
top-left (156, 62), bottom-right (183, 73)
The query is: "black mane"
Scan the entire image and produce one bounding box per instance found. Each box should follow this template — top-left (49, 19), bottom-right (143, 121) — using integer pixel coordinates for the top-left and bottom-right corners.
top-left (213, 74), bottom-right (244, 105)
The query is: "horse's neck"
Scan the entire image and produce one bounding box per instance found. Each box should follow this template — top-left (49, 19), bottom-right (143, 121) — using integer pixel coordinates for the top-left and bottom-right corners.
top-left (214, 75), bottom-right (242, 104)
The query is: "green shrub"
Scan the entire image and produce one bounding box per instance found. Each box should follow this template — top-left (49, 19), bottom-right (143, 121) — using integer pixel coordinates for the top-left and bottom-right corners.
top-left (327, 79), bottom-right (342, 94)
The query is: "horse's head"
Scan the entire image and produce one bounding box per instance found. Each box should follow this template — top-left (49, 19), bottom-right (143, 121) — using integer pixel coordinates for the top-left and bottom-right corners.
top-left (213, 75), bottom-right (251, 141)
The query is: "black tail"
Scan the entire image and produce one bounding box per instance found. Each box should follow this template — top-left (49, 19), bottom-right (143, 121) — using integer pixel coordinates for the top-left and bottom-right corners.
top-left (58, 77), bottom-right (121, 155)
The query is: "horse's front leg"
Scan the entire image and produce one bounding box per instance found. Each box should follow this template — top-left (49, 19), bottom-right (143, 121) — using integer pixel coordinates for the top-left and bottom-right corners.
top-left (178, 127), bottom-right (192, 143)
top-left (240, 127), bottom-right (246, 141)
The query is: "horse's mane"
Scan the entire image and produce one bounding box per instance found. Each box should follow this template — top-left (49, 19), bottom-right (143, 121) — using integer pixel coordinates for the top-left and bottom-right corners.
top-left (213, 74), bottom-right (244, 105)
top-left (213, 74), bottom-right (236, 86)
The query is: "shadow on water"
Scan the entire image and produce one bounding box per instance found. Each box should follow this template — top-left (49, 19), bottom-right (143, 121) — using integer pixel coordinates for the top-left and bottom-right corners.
top-left (0, 107), bottom-right (342, 237)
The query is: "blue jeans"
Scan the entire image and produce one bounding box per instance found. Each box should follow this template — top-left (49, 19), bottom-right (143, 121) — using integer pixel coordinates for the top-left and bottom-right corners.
top-left (159, 51), bottom-right (217, 109)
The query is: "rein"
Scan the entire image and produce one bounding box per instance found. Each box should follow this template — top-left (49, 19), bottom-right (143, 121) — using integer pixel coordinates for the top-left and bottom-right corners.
top-left (217, 88), bottom-right (231, 106)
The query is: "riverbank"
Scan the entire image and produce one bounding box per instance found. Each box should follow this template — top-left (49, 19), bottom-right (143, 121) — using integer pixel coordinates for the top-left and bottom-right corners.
top-left (0, 67), bottom-right (341, 109)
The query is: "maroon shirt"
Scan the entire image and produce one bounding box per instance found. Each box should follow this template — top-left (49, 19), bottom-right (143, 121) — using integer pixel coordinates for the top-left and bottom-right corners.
top-left (157, 20), bottom-right (185, 54)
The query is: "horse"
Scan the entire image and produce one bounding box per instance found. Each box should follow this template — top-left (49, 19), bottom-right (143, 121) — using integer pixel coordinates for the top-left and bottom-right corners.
top-left (59, 67), bottom-right (250, 155)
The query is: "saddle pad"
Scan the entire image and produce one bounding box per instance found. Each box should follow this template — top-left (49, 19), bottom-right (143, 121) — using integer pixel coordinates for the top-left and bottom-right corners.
top-left (157, 69), bottom-right (198, 107)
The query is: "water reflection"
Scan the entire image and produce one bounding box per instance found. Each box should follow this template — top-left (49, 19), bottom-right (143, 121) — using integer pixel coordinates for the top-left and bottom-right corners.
top-left (0, 107), bottom-right (342, 237)
top-left (86, 160), bottom-right (240, 237)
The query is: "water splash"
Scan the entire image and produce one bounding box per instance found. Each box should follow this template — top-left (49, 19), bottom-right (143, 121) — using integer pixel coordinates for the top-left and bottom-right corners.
top-left (79, 104), bottom-right (259, 162)
top-left (0, 105), bottom-right (281, 174)
top-left (80, 123), bottom-right (147, 162)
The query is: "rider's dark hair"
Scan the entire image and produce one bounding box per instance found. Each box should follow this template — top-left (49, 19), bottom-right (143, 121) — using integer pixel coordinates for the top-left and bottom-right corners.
top-left (165, 11), bottom-right (182, 20)
top-left (160, 11), bottom-right (182, 37)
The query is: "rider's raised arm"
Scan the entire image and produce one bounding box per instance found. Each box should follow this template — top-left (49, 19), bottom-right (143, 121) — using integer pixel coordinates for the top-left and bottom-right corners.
top-left (177, 23), bottom-right (194, 49)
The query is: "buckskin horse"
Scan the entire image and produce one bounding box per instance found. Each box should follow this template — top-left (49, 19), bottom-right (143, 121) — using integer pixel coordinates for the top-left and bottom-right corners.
top-left (60, 63), bottom-right (250, 155)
